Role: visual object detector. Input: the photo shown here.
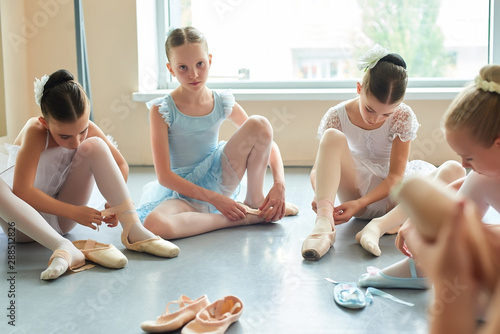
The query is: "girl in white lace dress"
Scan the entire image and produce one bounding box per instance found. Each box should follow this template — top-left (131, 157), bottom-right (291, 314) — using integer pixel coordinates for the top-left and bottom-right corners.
top-left (302, 45), bottom-right (463, 261)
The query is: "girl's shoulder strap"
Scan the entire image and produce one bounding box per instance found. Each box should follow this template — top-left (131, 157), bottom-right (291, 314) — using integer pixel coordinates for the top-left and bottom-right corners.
top-left (44, 130), bottom-right (50, 150)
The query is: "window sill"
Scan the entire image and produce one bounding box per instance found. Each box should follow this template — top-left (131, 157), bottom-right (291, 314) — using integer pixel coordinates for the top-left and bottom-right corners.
top-left (132, 87), bottom-right (463, 103)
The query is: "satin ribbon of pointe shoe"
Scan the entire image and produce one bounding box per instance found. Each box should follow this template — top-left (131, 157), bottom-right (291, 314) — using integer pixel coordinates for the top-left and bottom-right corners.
top-left (364, 287), bottom-right (414, 307)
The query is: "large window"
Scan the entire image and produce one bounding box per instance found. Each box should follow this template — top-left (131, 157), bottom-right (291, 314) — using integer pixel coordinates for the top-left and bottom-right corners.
top-left (137, 0), bottom-right (497, 93)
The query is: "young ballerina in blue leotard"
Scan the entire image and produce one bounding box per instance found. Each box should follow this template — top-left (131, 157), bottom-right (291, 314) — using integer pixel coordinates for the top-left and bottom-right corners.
top-left (138, 27), bottom-right (297, 239)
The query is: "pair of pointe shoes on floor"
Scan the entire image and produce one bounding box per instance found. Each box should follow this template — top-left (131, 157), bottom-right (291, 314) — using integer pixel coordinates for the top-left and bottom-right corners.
top-left (45, 234), bottom-right (179, 280)
top-left (141, 295), bottom-right (243, 334)
top-left (44, 198), bottom-right (180, 280)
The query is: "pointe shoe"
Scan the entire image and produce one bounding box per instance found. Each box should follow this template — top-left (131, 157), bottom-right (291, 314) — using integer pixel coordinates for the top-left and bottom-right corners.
top-left (41, 249), bottom-right (88, 280)
top-left (238, 201), bottom-right (299, 217)
top-left (284, 202), bottom-right (299, 216)
top-left (358, 258), bottom-right (429, 289)
top-left (72, 239), bottom-right (127, 269)
top-left (121, 232), bottom-right (180, 258)
top-left (141, 295), bottom-right (210, 333)
top-left (182, 296), bottom-right (243, 334)
top-left (301, 229), bottom-right (336, 261)
top-left (101, 199), bottom-right (180, 258)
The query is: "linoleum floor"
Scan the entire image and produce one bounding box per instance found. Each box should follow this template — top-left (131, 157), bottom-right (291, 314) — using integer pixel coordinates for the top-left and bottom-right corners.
top-left (1, 166), bottom-right (471, 334)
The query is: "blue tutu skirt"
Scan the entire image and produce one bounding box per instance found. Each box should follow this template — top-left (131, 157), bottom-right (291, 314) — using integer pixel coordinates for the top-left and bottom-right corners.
top-left (137, 141), bottom-right (240, 221)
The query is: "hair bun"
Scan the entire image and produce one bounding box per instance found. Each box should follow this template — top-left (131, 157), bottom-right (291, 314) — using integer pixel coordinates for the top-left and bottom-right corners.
top-left (381, 53), bottom-right (407, 69)
top-left (44, 69), bottom-right (74, 92)
top-left (479, 64), bottom-right (500, 85)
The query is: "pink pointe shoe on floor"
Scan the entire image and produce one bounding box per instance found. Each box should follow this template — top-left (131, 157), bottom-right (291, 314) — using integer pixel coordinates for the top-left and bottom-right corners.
top-left (181, 296), bottom-right (243, 334)
top-left (141, 295), bottom-right (210, 333)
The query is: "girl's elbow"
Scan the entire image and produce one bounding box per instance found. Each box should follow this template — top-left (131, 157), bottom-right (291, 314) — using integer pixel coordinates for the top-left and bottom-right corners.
top-left (12, 186), bottom-right (30, 203)
top-left (158, 173), bottom-right (175, 189)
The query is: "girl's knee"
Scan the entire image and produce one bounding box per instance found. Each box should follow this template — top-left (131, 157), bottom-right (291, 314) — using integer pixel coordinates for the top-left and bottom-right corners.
top-left (319, 128), bottom-right (346, 147)
top-left (144, 213), bottom-right (175, 238)
top-left (77, 136), bottom-right (108, 155)
top-left (439, 160), bottom-right (466, 181)
top-left (246, 115), bottom-right (273, 142)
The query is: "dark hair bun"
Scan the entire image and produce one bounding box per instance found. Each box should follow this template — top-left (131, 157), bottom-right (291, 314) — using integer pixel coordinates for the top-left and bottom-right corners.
top-left (44, 69), bottom-right (74, 93)
top-left (381, 53), bottom-right (407, 69)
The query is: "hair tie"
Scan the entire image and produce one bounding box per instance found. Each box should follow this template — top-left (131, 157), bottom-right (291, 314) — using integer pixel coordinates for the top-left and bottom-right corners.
top-left (357, 44), bottom-right (390, 72)
top-left (381, 53), bottom-right (407, 70)
top-left (34, 74), bottom-right (49, 106)
top-left (475, 76), bottom-right (500, 95)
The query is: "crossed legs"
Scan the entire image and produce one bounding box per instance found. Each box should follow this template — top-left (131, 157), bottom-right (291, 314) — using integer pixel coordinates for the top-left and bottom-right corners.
top-left (144, 116), bottom-right (276, 239)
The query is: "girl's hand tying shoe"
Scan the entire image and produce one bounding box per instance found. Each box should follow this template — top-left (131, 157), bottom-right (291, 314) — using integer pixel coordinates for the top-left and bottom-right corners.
top-left (102, 203), bottom-right (119, 227)
top-left (71, 205), bottom-right (103, 230)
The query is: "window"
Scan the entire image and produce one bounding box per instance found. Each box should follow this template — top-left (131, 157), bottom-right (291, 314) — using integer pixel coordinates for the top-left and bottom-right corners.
top-left (136, 0), bottom-right (498, 95)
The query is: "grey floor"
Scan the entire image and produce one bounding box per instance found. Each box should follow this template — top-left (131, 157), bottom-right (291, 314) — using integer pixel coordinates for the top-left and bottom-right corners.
top-left (0, 167), bottom-right (436, 334)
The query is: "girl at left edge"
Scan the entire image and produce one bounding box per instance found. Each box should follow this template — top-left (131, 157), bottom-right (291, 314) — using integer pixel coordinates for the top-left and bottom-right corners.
top-left (0, 69), bottom-right (179, 280)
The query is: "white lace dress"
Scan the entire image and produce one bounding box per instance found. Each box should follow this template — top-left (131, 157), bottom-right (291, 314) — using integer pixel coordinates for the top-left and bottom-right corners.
top-left (318, 100), bottom-right (435, 219)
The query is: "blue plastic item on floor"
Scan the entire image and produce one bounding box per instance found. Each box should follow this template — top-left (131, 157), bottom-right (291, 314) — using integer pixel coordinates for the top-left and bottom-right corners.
top-left (333, 282), bottom-right (366, 309)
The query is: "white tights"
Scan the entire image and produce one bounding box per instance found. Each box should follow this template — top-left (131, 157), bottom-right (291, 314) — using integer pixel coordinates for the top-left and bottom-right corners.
top-left (0, 179), bottom-right (85, 279)
top-left (0, 136), bottom-right (156, 279)
top-left (56, 137), bottom-right (154, 243)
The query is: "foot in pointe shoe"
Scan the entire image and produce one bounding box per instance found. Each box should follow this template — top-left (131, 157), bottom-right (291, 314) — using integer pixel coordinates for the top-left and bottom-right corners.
top-left (121, 233), bottom-right (180, 258)
top-left (238, 201), bottom-right (299, 217)
top-left (72, 239), bottom-right (128, 269)
top-left (358, 258), bottom-right (430, 289)
top-left (101, 199), bottom-right (180, 258)
top-left (301, 229), bottom-right (336, 261)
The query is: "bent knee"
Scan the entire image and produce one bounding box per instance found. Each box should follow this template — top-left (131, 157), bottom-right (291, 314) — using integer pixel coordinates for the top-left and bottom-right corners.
top-left (439, 160), bottom-right (466, 183)
top-left (319, 128), bottom-right (347, 147)
top-left (77, 136), bottom-right (109, 155)
top-left (246, 115), bottom-right (273, 142)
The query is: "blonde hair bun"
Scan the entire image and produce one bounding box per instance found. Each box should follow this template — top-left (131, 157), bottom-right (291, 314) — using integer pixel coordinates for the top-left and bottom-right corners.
top-left (479, 64), bottom-right (500, 85)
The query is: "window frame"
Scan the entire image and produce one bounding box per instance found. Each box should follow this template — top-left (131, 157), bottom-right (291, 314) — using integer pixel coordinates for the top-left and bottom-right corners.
top-left (134, 0), bottom-right (500, 102)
